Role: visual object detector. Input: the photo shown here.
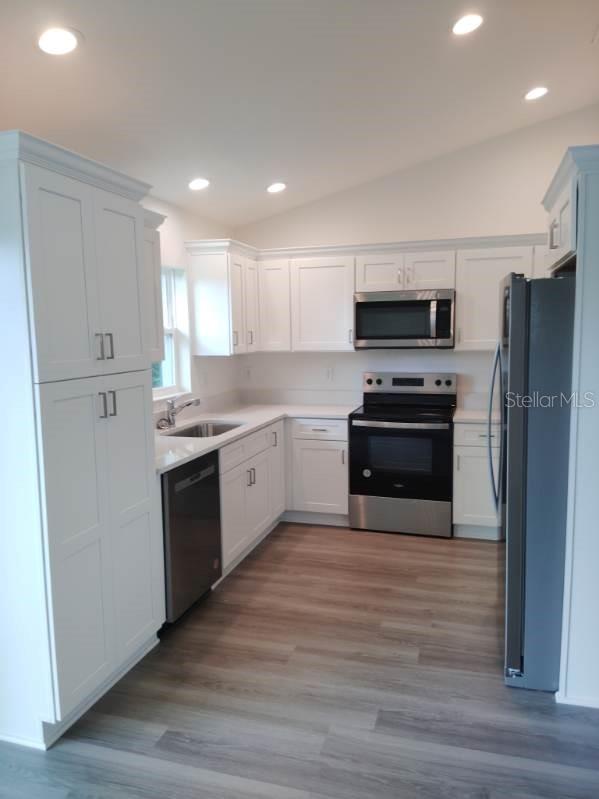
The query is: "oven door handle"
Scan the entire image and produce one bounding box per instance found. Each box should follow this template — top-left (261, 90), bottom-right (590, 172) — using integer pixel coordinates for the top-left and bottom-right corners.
top-left (351, 420), bottom-right (450, 431)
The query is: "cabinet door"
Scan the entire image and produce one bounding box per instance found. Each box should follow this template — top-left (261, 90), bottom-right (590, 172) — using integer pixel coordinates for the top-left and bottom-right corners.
top-left (143, 226), bottom-right (164, 363)
top-left (246, 449), bottom-right (271, 542)
top-left (21, 163), bottom-right (101, 383)
top-left (104, 370), bottom-right (162, 663)
top-left (221, 462), bottom-right (251, 568)
top-left (291, 257), bottom-right (355, 351)
top-left (546, 181), bottom-right (577, 270)
top-left (453, 445), bottom-right (499, 527)
top-left (292, 439), bottom-right (348, 514)
top-left (355, 253), bottom-right (404, 292)
top-left (405, 251), bottom-right (455, 290)
top-left (258, 259), bottom-right (291, 351)
top-left (268, 421), bottom-right (286, 521)
top-left (229, 253), bottom-right (246, 354)
top-left (455, 247), bottom-right (533, 351)
top-left (244, 258), bottom-right (260, 352)
top-left (94, 189), bottom-right (148, 373)
top-left (36, 377), bottom-right (114, 719)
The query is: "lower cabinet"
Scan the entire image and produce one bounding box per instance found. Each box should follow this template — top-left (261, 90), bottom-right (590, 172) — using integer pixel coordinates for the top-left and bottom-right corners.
top-left (220, 420), bottom-right (285, 570)
top-left (453, 423), bottom-right (499, 528)
top-left (291, 438), bottom-right (348, 514)
top-left (36, 369), bottom-right (162, 721)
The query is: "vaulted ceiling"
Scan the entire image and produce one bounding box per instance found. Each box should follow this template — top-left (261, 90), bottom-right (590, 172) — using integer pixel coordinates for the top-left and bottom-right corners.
top-left (1, 0), bottom-right (598, 225)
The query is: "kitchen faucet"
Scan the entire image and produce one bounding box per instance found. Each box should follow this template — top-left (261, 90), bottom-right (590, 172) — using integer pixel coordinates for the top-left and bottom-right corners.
top-left (157, 397), bottom-right (201, 429)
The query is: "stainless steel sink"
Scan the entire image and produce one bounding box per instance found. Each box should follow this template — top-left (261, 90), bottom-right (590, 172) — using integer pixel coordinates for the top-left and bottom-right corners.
top-left (166, 421), bottom-right (242, 438)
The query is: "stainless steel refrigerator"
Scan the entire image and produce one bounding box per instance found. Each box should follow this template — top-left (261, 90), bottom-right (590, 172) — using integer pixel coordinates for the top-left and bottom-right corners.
top-left (489, 273), bottom-right (575, 691)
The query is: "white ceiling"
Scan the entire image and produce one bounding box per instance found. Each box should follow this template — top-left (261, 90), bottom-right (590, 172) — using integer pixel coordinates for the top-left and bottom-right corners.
top-left (1, 0), bottom-right (598, 227)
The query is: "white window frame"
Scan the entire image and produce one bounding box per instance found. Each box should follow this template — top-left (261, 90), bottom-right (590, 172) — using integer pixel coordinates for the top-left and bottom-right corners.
top-left (152, 267), bottom-right (190, 401)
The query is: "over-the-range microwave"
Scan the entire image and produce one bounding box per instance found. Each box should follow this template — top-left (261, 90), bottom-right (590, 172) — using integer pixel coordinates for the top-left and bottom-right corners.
top-left (353, 289), bottom-right (455, 349)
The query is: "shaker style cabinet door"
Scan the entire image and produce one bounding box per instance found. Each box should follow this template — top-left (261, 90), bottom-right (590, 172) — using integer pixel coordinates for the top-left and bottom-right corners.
top-left (268, 421), bottom-right (286, 520)
top-left (404, 251), bottom-right (455, 290)
top-left (221, 462), bottom-right (252, 568)
top-left (104, 370), bottom-right (163, 663)
top-left (291, 257), bottom-right (355, 351)
top-left (20, 163), bottom-right (102, 383)
top-left (355, 253), bottom-right (405, 292)
top-left (244, 257), bottom-right (260, 352)
top-left (258, 259), bottom-right (291, 351)
top-left (229, 253), bottom-right (247, 354)
top-left (94, 189), bottom-right (148, 373)
top-left (292, 439), bottom-right (348, 514)
top-left (36, 376), bottom-right (115, 720)
top-left (453, 445), bottom-right (499, 527)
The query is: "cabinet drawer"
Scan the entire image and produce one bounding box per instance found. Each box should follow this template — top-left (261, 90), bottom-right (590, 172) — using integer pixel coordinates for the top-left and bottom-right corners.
top-left (454, 423), bottom-right (500, 448)
top-left (290, 418), bottom-right (348, 441)
top-left (219, 425), bottom-right (273, 474)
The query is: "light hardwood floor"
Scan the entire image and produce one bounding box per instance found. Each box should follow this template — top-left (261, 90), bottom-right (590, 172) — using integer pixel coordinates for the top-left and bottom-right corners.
top-left (2, 522), bottom-right (599, 798)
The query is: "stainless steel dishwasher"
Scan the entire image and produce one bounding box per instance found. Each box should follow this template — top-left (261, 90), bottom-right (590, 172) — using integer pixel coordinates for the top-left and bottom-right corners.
top-left (161, 450), bottom-right (222, 622)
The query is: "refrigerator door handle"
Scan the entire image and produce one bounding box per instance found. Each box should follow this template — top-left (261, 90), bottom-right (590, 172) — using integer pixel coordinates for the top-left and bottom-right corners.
top-left (488, 342), bottom-right (501, 510)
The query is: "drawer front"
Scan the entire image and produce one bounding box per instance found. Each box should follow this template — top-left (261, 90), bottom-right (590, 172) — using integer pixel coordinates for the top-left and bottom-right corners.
top-left (220, 425), bottom-right (273, 474)
top-left (290, 418), bottom-right (348, 441)
top-left (454, 423), bottom-right (500, 448)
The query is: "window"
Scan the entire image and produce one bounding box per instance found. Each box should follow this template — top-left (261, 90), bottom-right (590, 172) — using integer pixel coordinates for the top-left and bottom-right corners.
top-left (152, 267), bottom-right (189, 398)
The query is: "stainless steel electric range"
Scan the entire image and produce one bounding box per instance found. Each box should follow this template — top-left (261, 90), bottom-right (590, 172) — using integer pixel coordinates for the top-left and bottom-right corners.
top-left (349, 372), bottom-right (457, 537)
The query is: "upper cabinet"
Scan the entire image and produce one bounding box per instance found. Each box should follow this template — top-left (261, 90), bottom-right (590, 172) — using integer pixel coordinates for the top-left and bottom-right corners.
top-left (544, 180), bottom-right (577, 272)
top-left (143, 210), bottom-right (165, 364)
top-left (404, 250), bottom-right (455, 290)
top-left (356, 250), bottom-right (455, 292)
top-left (355, 252), bottom-right (404, 292)
top-left (258, 259), bottom-right (291, 351)
top-left (21, 162), bottom-right (150, 382)
top-left (291, 256), bottom-right (355, 351)
top-left (244, 257), bottom-right (260, 353)
top-left (455, 246), bottom-right (533, 351)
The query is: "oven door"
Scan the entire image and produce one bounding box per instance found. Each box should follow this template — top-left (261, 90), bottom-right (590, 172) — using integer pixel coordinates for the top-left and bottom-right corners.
top-left (354, 290), bottom-right (454, 349)
top-left (349, 419), bottom-right (452, 501)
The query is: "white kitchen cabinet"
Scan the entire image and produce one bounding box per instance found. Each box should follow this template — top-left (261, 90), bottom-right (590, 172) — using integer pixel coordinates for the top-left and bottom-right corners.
top-left (258, 259), bottom-right (291, 351)
top-left (20, 163), bottom-right (102, 383)
top-left (221, 447), bottom-right (271, 569)
top-left (355, 253), bottom-right (404, 292)
top-left (455, 247), bottom-right (533, 350)
top-left (292, 439), bottom-right (348, 514)
top-left (229, 252), bottom-right (247, 354)
top-left (291, 256), bottom-right (354, 351)
top-left (244, 257), bottom-right (260, 352)
top-left (545, 179), bottom-right (577, 271)
top-left (143, 210), bottom-right (165, 363)
top-left (268, 421), bottom-right (286, 520)
top-left (404, 250), bottom-right (455, 290)
top-left (453, 445), bottom-right (499, 527)
top-left (36, 370), bottom-right (161, 720)
top-left (532, 244), bottom-right (550, 278)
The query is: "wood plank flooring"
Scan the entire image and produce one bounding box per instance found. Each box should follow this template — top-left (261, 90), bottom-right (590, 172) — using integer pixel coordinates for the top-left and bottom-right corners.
top-left (2, 522), bottom-right (599, 798)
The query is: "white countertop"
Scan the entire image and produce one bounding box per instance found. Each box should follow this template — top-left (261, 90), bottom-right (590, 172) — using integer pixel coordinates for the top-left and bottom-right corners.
top-left (154, 403), bottom-right (354, 474)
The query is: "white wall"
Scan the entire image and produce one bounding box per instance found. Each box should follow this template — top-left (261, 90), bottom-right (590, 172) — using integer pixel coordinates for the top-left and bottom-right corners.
top-left (238, 350), bottom-right (492, 409)
top-left (143, 197), bottom-right (239, 406)
top-left (235, 104), bottom-right (599, 248)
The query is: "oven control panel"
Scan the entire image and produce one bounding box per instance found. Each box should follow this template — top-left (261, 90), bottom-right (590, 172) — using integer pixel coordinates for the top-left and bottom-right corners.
top-left (362, 372), bottom-right (457, 394)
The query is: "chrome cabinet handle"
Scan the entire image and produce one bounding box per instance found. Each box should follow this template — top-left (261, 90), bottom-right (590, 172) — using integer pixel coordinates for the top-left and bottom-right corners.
top-left (233, 331), bottom-right (239, 347)
top-left (405, 266), bottom-right (411, 285)
top-left (248, 330), bottom-right (254, 345)
top-left (108, 390), bottom-right (117, 417)
top-left (272, 430), bottom-right (278, 447)
top-left (247, 469), bottom-right (252, 487)
top-left (96, 333), bottom-right (105, 361)
top-left (312, 428), bottom-right (328, 432)
top-left (98, 392), bottom-right (108, 419)
top-left (105, 333), bottom-right (115, 360)
top-left (549, 220), bottom-right (559, 250)
top-left (397, 268), bottom-right (403, 283)
top-left (348, 328), bottom-right (353, 344)
top-left (252, 467), bottom-right (256, 485)
top-left (341, 449), bottom-right (345, 465)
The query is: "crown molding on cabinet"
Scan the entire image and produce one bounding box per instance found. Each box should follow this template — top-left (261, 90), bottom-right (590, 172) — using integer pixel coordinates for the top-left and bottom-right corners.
top-left (143, 208), bottom-right (167, 229)
top-left (0, 130), bottom-right (152, 201)
top-left (543, 145), bottom-right (599, 210)
top-left (185, 233), bottom-right (547, 262)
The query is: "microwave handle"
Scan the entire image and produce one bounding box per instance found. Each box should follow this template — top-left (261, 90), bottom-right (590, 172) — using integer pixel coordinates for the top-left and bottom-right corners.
top-left (429, 300), bottom-right (438, 339)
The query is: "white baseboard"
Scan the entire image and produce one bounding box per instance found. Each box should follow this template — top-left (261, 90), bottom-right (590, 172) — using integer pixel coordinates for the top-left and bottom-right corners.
top-left (0, 731), bottom-right (47, 750)
top-left (555, 691), bottom-right (599, 709)
top-left (41, 635), bottom-right (160, 749)
top-left (453, 524), bottom-right (502, 541)
top-left (221, 518), bottom-right (281, 578)
top-left (281, 511), bottom-right (349, 527)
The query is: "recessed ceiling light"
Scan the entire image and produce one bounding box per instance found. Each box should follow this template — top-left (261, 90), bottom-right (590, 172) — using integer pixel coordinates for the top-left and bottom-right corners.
top-left (188, 177), bottom-right (210, 191)
top-left (267, 182), bottom-right (286, 194)
top-left (38, 27), bottom-right (80, 55)
top-left (452, 14), bottom-right (483, 35)
top-left (524, 86), bottom-right (549, 101)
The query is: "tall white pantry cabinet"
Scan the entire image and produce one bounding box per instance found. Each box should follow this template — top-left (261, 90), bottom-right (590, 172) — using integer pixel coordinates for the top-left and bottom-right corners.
top-left (0, 132), bottom-right (165, 749)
